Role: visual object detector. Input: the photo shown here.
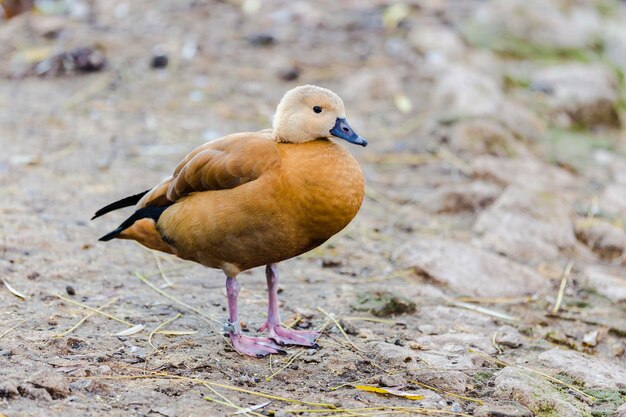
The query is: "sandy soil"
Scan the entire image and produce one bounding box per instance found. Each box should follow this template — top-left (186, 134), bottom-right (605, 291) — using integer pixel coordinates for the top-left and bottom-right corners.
top-left (1, 1), bottom-right (626, 416)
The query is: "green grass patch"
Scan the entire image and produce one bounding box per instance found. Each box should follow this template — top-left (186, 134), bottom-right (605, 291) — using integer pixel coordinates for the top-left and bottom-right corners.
top-left (540, 128), bottom-right (615, 173)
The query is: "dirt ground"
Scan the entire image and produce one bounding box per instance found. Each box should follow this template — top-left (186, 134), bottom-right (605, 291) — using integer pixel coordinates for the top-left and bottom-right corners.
top-left (1, 1), bottom-right (626, 416)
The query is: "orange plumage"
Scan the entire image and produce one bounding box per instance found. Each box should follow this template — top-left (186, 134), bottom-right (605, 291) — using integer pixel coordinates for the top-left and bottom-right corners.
top-left (94, 85), bottom-right (366, 357)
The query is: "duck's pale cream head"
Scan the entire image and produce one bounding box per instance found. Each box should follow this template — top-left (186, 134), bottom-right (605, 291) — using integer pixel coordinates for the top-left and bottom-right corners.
top-left (272, 85), bottom-right (367, 147)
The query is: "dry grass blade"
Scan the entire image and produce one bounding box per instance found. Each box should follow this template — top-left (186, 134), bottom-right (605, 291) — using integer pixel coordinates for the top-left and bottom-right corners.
top-left (266, 351), bottom-right (304, 382)
top-left (144, 265), bottom-right (192, 279)
top-left (435, 146), bottom-right (472, 175)
top-left (0, 319), bottom-right (27, 340)
top-left (155, 330), bottom-right (198, 336)
top-left (551, 259), bottom-right (574, 315)
top-left (452, 295), bottom-right (535, 305)
top-left (204, 394), bottom-right (266, 417)
top-left (448, 301), bottom-right (519, 322)
top-left (283, 406), bottom-right (472, 416)
top-left (148, 313), bottom-right (181, 352)
top-left (357, 268), bottom-right (414, 283)
top-left (55, 293), bottom-right (135, 326)
top-left (134, 272), bottom-right (221, 324)
top-left (585, 196), bottom-right (599, 220)
top-left (2, 279), bottom-right (28, 299)
top-left (407, 379), bottom-right (484, 405)
top-left (342, 316), bottom-right (399, 325)
top-left (204, 383), bottom-right (266, 417)
top-left (55, 298), bottom-right (118, 337)
top-left (283, 314), bottom-right (302, 329)
top-left (491, 332), bottom-right (503, 355)
top-left (327, 411), bottom-right (411, 417)
top-left (71, 369), bottom-right (336, 408)
top-left (64, 74), bottom-right (112, 109)
top-left (152, 252), bottom-right (174, 288)
top-left (468, 349), bottom-right (595, 401)
top-left (316, 307), bottom-right (365, 352)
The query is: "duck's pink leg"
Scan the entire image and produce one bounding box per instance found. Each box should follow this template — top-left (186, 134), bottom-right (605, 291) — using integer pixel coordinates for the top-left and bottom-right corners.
top-left (225, 276), bottom-right (286, 358)
top-left (257, 264), bottom-right (320, 347)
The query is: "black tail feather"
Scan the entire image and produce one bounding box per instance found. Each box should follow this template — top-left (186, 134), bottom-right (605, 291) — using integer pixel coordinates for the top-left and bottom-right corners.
top-left (92, 189), bottom-right (151, 220)
top-left (98, 206), bottom-right (170, 241)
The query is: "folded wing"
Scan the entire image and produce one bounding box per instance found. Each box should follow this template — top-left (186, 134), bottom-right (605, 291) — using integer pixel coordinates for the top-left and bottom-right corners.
top-left (94, 132), bottom-right (280, 244)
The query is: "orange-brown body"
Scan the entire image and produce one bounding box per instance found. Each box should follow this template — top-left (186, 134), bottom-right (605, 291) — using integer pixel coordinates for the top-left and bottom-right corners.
top-left (95, 85), bottom-right (367, 357)
top-left (118, 132), bottom-right (364, 276)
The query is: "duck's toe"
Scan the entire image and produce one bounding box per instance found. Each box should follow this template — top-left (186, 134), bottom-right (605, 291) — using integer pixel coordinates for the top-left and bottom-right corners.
top-left (263, 325), bottom-right (320, 348)
top-left (229, 334), bottom-right (288, 358)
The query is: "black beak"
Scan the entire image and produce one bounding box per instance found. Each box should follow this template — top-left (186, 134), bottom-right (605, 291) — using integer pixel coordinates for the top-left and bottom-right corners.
top-left (330, 118), bottom-right (367, 147)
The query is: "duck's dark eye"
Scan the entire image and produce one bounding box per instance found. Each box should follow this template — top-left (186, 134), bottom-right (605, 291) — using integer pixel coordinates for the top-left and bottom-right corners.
top-left (313, 106), bottom-right (322, 113)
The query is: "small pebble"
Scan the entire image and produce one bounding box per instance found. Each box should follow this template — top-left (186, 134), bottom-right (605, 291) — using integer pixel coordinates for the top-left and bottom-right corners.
top-left (357, 328), bottom-right (374, 339)
top-left (582, 329), bottom-right (599, 347)
top-left (321, 258), bottom-right (342, 268)
top-left (71, 47), bottom-right (106, 72)
top-left (407, 341), bottom-right (421, 349)
top-left (151, 53), bottom-right (168, 69)
top-left (379, 374), bottom-right (404, 387)
top-left (66, 285), bottom-right (76, 296)
top-left (248, 33), bottom-right (275, 47)
top-left (278, 67), bottom-right (300, 81)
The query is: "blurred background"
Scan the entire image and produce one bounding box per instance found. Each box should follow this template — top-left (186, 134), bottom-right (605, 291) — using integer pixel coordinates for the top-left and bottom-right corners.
top-left (1, 1), bottom-right (626, 416)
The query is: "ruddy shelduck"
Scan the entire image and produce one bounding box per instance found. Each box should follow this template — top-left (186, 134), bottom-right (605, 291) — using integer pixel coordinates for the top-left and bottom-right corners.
top-left (93, 85), bottom-right (366, 357)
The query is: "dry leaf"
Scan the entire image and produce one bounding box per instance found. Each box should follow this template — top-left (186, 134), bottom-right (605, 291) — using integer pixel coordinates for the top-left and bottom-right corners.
top-left (115, 324), bottom-right (145, 336)
top-left (355, 385), bottom-right (424, 400)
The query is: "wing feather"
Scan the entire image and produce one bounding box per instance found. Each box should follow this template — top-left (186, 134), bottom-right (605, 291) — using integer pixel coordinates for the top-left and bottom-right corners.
top-left (137, 132), bottom-right (279, 208)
